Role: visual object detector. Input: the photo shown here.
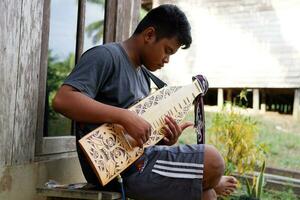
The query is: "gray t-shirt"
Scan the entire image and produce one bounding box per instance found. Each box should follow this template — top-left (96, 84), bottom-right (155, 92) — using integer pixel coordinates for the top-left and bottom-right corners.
top-left (64, 43), bottom-right (151, 133)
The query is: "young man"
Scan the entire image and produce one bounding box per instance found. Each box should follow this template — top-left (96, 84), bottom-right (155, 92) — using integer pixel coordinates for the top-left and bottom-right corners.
top-left (53, 4), bottom-right (237, 200)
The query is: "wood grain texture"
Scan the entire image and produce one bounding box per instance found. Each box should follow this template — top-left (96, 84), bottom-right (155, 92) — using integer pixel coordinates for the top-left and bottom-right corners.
top-left (0, 0), bottom-right (22, 166)
top-left (11, 0), bottom-right (44, 165)
top-left (35, 0), bottom-right (50, 155)
top-left (104, 0), bottom-right (141, 43)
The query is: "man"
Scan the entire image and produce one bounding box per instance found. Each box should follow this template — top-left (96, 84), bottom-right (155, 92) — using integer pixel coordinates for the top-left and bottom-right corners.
top-left (53, 4), bottom-right (237, 200)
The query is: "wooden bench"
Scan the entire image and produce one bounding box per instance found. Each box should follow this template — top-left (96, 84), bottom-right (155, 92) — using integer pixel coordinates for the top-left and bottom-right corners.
top-left (36, 187), bottom-right (122, 200)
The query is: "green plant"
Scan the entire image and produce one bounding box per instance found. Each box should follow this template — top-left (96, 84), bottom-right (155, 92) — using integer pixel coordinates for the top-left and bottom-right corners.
top-left (244, 161), bottom-right (266, 199)
top-left (47, 51), bottom-right (75, 120)
top-left (208, 105), bottom-right (266, 175)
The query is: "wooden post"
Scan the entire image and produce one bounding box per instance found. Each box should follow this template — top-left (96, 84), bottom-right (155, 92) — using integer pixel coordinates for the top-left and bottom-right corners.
top-left (72, 0), bottom-right (86, 135)
top-left (0, 0), bottom-right (23, 166)
top-left (75, 0), bottom-right (86, 64)
top-left (226, 89), bottom-right (232, 103)
top-left (35, 0), bottom-right (51, 154)
top-left (260, 89), bottom-right (266, 113)
top-left (253, 89), bottom-right (259, 111)
top-left (104, 0), bottom-right (141, 43)
top-left (293, 89), bottom-right (300, 121)
top-left (0, 0), bottom-right (44, 165)
top-left (217, 88), bottom-right (224, 109)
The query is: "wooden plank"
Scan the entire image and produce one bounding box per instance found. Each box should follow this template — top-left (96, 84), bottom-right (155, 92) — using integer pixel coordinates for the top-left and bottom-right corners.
top-left (265, 167), bottom-right (300, 180)
top-left (104, 0), bottom-right (141, 43)
top-left (103, 0), bottom-right (117, 43)
top-left (12, 0), bottom-right (44, 164)
top-left (35, 0), bottom-right (50, 155)
top-left (115, 0), bottom-right (141, 42)
top-left (0, 0), bottom-right (22, 166)
top-left (36, 187), bottom-right (121, 200)
top-left (40, 136), bottom-right (76, 155)
top-left (35, 152), bottom-right (78, 162)
top-left (75, 0), bottom-right (86, 64)
top-left (131, 0), bottom-right (142, 34)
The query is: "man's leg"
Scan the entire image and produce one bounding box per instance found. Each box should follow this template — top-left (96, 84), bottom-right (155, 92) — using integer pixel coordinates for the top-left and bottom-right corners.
top-left (202, 189), bottom-right (217, 200)
top-left (201, 144), bottom-right (238, 198)
top-left (202, 145), bottom-right (225, 191)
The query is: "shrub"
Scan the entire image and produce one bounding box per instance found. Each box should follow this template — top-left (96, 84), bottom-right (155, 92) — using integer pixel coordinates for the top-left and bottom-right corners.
top-left (244, 161), bottom-right (266, 199)
top-left (208, 104), bottom-right (266, 175)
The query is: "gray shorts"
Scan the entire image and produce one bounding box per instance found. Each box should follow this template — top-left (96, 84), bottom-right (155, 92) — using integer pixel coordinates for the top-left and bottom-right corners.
top-left (124, 144), bottom-right (204, 200)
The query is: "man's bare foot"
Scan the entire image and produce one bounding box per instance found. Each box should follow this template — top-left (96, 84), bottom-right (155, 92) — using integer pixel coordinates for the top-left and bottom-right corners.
top-left (214, 176), bottom-right (238, 196)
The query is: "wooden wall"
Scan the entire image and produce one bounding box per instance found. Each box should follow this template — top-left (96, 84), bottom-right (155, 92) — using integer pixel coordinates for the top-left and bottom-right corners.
top-left (0, 0), bottom-right (142, 167)
top-left (0, 0), bottom-right (44, 166)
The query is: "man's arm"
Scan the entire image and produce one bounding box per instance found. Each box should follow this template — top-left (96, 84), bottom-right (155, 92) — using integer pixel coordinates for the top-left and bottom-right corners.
top-left (52, 85), bottom-right (151, 147)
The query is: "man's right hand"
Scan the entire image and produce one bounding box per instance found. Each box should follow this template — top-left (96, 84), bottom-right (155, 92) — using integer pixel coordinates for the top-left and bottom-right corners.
top-left (53, 85), bottom-right (151, 148)
top-left (118, 110), bottom-right (152, 148)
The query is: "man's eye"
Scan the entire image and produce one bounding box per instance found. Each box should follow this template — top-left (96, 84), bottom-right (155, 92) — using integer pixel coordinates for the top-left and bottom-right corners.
top-left (166, 49), bottom-right (172, 54)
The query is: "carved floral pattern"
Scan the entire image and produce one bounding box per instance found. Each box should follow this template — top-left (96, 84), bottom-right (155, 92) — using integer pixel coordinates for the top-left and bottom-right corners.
top-left (79, 85), bottom-right (192, 185)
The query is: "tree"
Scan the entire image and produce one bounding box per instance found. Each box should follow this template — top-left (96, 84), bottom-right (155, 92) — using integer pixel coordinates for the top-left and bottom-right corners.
top-left (85, 0), bottom-right (105, 44)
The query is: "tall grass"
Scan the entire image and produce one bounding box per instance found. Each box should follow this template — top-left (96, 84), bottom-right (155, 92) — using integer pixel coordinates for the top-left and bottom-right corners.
top-left (179, 110), bottom-right (300, 171)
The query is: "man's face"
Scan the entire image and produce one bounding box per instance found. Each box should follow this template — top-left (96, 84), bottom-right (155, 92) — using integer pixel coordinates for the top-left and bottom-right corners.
top-left (141, 31), bottom-right (181, 71)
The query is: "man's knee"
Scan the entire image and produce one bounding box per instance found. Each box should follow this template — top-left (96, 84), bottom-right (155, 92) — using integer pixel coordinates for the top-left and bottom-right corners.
top-left (203, 144), bottom-right (225, 190)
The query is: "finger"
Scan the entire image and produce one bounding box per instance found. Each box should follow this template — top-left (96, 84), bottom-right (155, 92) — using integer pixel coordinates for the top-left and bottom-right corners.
top-left (166, 116), bottom-right (181, 133)
top-left (165, 116), bottom-right (180, 137)
top-left (224, 191), bottom-right (231, 196)
top-left (162, 126), bottom-right (174, 141)
top-left (180, 121), bottom-right (194, 131)
top-left (136, 138), bottom-right (144, 148)
top-left (228, 183), bottom-right (237, 189)
top-left (142, 135), bottom-right (148, 143)
top-left (226, 187), bottom-right (235, 192)
top-left (146, 127), bottom-right (151, 141)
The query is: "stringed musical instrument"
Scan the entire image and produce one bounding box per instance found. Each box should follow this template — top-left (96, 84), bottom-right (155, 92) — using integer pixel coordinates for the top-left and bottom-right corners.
top-left (79, 77), bottom-right (204, 186)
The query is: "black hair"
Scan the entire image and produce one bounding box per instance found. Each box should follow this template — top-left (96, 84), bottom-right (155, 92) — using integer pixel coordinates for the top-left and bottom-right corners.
top-left (134, 4), bottom-right (192, 49)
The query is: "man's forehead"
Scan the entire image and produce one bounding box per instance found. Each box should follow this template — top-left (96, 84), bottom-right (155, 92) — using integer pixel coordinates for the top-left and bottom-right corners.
top-left (164, 37), bottom-right (181, 49)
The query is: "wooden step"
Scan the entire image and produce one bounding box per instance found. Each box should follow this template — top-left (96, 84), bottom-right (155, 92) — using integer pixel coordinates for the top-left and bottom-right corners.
top-left (36, 187), bottom-right (122, 200)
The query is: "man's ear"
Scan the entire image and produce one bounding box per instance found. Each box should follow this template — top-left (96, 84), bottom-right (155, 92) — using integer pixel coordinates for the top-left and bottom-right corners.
top-left (143, 27), bottom-right (156, 44)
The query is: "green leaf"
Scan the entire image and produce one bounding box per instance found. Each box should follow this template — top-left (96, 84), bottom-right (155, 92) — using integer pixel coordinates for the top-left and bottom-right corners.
top-left (245, 178), bottom-right (252, 196)
top-left (256, 160), bottom-right (266, 198)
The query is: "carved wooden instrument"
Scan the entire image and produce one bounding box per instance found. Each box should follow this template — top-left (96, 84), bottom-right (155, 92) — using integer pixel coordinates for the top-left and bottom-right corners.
top-left (79, 79), bottom-right (204, 186)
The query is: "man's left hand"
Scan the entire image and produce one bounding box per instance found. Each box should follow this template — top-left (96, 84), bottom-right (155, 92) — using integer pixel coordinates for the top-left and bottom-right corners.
top-left (161, 115), bottom-right (194, 146)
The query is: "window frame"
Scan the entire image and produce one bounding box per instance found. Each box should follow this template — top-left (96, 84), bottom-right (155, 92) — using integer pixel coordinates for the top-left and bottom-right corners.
top-left (35, 0), bottom-right (141, 158)
top-left (35, 0), bottom-right (86, 157)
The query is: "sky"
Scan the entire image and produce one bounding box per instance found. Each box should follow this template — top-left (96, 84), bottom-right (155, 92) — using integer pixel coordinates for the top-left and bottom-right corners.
top-left (48, 0), bottom-right (104, 60)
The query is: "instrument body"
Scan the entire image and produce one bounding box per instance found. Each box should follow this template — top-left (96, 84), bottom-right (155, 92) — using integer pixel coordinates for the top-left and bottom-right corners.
top-left (79, 80), bottom-right (203, 186)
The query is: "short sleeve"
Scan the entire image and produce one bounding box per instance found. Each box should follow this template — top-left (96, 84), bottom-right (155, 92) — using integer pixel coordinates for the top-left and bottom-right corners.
top-left (63, 46), bottom-right (114, 98)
